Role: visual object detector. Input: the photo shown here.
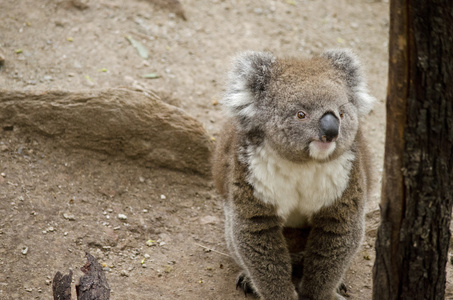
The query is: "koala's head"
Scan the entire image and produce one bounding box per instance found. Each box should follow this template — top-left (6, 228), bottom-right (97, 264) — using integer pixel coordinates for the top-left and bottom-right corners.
top-left (222, 49), bottom-right (376, 163)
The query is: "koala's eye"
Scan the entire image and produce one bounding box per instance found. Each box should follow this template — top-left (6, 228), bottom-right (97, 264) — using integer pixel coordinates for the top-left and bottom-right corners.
top-left (339, 112), bottom-right (345, 119)
top-left (297, 111), bottom-right (307, 119)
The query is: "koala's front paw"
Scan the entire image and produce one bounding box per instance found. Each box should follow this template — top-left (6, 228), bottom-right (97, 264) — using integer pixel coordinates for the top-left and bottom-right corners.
top-left (337, 282), bottom-right (348, 296)
top-left (236, 272), bottom-right (258, 297)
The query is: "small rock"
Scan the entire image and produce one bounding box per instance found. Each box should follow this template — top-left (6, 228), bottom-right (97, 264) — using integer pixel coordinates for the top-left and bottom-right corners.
top-left (120, 270), bottom-right (129, 277)
top-left (118, 214), bottom-right (127, 220)
top-left (0, 145), bottom-right (8, 152)
top-left (160, 194), bottom-right (166, 200)
top-left (1, 173), bottom-right (5, 178)
top-left (200, 215), bottom-right (218, 225)
top-left (139, 176), bottom-right (145, 183)
top-left (142, 209), bottom-right (148, 213)
top-left (63, 213), bottom-right (75, 220)
top-left (21, 246), bottom-right (28, 255)
top-left (46, 226), bottom-right (55, 232)
top-left (146, 240), bottom-right (156, 247)
top-left (45, 279), bottom-right (51, 286)
top-left (144, 254), bottom-right (150, 259)
top-left (71, 0), bottom-right (89, 10)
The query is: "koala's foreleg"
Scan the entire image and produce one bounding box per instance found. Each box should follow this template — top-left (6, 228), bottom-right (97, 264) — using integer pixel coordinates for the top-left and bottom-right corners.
top-left (230, 215), bottom-right (298, 300)
top-left (297, 185), bottom-right (364, 300)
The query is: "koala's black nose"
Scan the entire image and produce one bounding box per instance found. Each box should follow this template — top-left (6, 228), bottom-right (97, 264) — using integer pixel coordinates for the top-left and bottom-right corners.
top-left (319, 112), bottom-right (339, 142)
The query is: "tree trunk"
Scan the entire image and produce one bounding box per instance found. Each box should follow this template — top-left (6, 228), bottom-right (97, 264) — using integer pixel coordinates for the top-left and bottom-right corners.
top-left (52, 253), bottom-right (110, 300)
top-left (373, 1), bottom-right (453, 299)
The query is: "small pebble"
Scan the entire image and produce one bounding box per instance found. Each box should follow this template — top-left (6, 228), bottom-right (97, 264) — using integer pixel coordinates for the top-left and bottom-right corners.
top-left (22, 247), bottom-right (28, 255)
top-left (160, 194), bottom-right (166, 200)
top-left (118, 214), bottom-right (127, 220)
top-left (120, 270), bottom-right (129, 277)
top-left (1, 173), bottom-right (5, 178)
top-left (63, 213), bottom-right (75, 220)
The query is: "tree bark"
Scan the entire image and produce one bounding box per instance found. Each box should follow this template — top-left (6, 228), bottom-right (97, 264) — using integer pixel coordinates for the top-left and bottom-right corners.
top-left (76, 253), bottom-right (110, 300)
top-left (52, 270), bottom-right (73, 300)
top-left (52, 253), bottom-right (110, 300)
top-left (373, 1), bottom-right (453, 299)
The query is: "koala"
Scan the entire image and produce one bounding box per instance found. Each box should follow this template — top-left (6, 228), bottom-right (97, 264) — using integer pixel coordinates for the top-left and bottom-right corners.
top-left (212, 49), bottom-right (375, 300)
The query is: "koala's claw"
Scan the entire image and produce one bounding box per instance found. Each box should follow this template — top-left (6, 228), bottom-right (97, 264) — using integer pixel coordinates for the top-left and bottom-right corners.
top-left (236, 272), bottom-right (257, 297)
top-left (337, 282), bottom-right (348, 296)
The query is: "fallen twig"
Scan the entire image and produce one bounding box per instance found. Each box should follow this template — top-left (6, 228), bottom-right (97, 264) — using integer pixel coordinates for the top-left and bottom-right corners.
top-left (194, 243), bottom-right (231, 258)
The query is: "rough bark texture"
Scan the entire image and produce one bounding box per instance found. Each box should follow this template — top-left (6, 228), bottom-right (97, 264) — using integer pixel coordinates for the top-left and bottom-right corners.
top-left (52, 270), bottom-right (73, 300)
top-left (372, 1), bottom-right (408, 298)
top-left (0, 87), bottom-right (213, 176)
top-left (373, 1), bottom-right (453, 299)
top-left (76, 253), bottom-right (110, 300)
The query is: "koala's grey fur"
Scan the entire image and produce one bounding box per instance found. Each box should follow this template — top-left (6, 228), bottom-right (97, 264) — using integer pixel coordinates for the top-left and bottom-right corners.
top-left (212, 49), bottom-right (375, 300)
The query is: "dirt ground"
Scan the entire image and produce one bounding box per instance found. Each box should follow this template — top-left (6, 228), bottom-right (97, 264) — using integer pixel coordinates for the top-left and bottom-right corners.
top-left (0, 0), bottom-right (452, 299)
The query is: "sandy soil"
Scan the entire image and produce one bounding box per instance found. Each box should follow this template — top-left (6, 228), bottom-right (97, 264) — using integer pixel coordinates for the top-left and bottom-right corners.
top-left (0, 0), bottom-right (452, 299)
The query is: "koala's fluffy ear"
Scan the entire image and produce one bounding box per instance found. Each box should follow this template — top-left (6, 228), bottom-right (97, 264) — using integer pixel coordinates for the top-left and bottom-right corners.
top-left (322, 49), bottom-right (376, 117)
top-left (222, 51), bottom-right (276, 118)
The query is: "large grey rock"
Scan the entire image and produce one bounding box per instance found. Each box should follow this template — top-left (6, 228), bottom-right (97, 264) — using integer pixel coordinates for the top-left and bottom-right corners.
top-left (0, 88), bottom-right (213, 176)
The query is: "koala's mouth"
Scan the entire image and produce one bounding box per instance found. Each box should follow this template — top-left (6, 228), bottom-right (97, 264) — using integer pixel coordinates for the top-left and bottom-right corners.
top-left (308, 140), bottom-right (336, 160)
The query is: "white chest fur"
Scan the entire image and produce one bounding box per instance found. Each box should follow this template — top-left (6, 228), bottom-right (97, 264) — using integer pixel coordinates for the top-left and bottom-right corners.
top-left (247, 143), bottom-right (355, 228)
